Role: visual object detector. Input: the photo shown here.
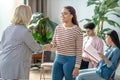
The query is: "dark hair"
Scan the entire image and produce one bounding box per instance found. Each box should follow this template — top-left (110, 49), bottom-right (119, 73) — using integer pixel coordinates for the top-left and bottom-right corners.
top-left (106, 30), bottom-right (120, 49)
top-left (64, 6), bottom-right (79, 26)
top-left (83, 22), bottom-right (95, 30)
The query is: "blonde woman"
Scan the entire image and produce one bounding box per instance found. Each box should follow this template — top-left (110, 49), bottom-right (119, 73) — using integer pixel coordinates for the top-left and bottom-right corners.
top-left (0, 5), bottom-right (44, 80)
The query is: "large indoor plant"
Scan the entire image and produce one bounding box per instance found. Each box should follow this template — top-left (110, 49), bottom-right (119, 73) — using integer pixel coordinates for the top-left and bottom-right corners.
top-left (80, 0), bottom-right (120, 40)
top-left (29, 12), bottom-right (58, 64)
top-left (29, 12), bottom-right (58, 45)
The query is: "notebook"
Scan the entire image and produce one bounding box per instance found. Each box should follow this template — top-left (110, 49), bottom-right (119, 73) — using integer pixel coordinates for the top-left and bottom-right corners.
top-left (83, 45), bottom-right (102, 63)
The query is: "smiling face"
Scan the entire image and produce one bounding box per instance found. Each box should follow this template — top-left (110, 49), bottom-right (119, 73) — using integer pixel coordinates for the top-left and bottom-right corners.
top-left (60, 8), bottom-right (73, 23)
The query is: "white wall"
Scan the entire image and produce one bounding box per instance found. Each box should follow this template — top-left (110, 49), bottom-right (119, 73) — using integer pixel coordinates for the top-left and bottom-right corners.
top-left (0, 0), bottom-right (120, 40)
top-left (47, 0), bottom-right (120, 37)
top-left (0, 0), bottom-right (24, 41)
top-left (47, 0), bottom-right (94, 26)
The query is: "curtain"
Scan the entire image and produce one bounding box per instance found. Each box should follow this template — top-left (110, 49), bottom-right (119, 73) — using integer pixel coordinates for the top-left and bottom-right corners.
top-left (27, 0), bottom-right (47, 17)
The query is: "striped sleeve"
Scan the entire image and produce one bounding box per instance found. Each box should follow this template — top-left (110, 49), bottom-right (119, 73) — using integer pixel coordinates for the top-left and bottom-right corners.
top-left (75, 27), bottom-right (83, 68)
top-left (51, 26), bottom-right (57, 48)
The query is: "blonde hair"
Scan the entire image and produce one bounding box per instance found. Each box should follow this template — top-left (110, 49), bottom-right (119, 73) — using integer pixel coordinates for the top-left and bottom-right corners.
top-left (11, 5), bottom-right (32, 25)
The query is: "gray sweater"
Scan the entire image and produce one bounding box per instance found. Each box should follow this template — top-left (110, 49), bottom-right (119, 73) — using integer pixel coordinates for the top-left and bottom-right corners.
top-left (0, 24), bottom-right (43, 79)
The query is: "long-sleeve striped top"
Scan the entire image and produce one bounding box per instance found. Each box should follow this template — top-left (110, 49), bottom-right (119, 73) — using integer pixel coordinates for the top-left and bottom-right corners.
top-left (51, 24), bottom-right (83, 68)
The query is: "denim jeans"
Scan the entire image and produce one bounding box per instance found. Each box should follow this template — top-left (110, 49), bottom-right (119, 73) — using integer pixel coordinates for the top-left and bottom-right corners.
top-left (52, 54), bottom-right (76, 80)
top-left (76, 68), bottom-right (105, 80)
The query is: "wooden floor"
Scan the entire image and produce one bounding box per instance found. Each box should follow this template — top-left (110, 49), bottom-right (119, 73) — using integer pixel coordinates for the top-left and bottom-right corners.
top-left (30, 67), bottom-right (51, 80)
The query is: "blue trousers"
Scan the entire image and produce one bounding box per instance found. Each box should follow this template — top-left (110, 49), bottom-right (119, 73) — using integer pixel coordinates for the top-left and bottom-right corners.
top-left (76, 68), bottom-right (105, 80)
top-left (52, 54), bottom-right (76, 80)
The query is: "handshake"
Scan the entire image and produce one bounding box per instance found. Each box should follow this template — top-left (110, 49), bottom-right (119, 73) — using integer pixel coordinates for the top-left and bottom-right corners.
top-left (43, 44), bottom-right (56, 52)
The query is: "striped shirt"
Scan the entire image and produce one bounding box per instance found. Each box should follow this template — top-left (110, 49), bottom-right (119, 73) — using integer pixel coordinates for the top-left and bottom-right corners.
top-left (51, 24), bottom-right (83, 68)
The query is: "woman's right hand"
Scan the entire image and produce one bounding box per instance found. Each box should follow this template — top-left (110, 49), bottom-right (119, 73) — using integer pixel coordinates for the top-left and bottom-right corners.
top-left (72, 67), bottom-right (79, 78)
top-left (82, 57), bottom-right (91, 62)
top-left (43, 44), bottom-right (52, 51)
top-left (83, 57), bottom-right (97, 64)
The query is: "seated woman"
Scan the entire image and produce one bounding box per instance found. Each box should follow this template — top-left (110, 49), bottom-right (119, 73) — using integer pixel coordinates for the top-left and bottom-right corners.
top-left (76, 30), bottom-right (120, 80)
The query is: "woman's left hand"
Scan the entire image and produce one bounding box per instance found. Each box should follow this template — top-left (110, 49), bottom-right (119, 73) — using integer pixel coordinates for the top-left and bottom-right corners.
top-left (98, 52), bottom-right (111, 65)
top-left (72, 67), bottom-right (79, 78)
top-left (98, 52), bottom-right (104, 59)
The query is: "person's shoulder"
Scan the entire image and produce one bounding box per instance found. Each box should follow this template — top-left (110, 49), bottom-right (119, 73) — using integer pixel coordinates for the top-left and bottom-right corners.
top-left (114, 46), bottom-right (120, 51)
top-left (74, 25), bottom-right (82, 33)
top-left (57, 24), bottom-right (63, 28)
top-left (55, 24), bottom-right (64, 30)
top-left (24, 27), bottom-right (31, 33)
top-left (16, 24), bottom-right (31, 33)
top-left (95, 36), bottom-right (103, 41)
top-left (113, 46), bottom-right (120, 56)
top-left (110, 46), bottom-right (119, 52)
top-left (3, 24), bottom-right (14, 32)
top-left (5, 24), bottom-right (14, 29)
top-left (92, 36), bottom-right (103, 44)
top-left (84, 36), bottom-right (88, 39)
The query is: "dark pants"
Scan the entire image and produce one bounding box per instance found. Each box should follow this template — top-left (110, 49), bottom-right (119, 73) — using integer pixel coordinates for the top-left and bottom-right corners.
top-left (80, 60), bottom-right (89, 69)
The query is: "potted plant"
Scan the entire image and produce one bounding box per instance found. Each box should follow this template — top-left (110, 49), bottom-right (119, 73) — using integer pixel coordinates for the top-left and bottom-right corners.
top-left (29, 12), bottom-right (58, 64)
top-left (80, 0), bottom-right (120, 40)
top-left (29, 12), bottom-right (57, 44)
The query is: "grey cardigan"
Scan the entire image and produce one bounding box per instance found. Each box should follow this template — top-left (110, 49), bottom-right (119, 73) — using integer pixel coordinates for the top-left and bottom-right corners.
top-left (0, 24), bottom-right (43, 79)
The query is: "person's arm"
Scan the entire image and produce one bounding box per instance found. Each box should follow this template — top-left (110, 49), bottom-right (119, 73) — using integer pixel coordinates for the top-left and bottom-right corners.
top-left (50, 26), bottom-right (58, 48)
top-left (75, 30), bottom-right (83, 68)
top-left (72, 27), bottom-right (83, 77)
top-left (82, 57), bottom-right (91, 61)
top-left (43, 44), bottom-right (53, 51)
top-left (98, 52), bottom-right (112, 67)
top-left (98, 48), bottom-right (120, 68)
top-left (43, 26), bottom-right (58, 51)
top-left (82, 56), bottom-right (90, 62)
top-left (23, 30), bottom-right (44, 52)
top-left (107, 49), bottom-right (120, 68)
top-left (0, 31), bottom-right (5, 50)
top-left (82, 57), bottom-right (97, 64)
top-left (96, 39), bottom-right (104, 53)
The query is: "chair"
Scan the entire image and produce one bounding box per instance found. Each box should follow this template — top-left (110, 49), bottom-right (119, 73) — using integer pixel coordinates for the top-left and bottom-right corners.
top-left (40, 51), bottom-right (54, 80)
top-left (31, 53), bottom-right (42, 68)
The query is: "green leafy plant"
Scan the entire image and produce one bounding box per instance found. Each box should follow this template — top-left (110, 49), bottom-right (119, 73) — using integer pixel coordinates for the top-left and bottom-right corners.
top-left (80, 0), bottom-right (120, 40)
top-left (29, 12), bottom-right (58, 45)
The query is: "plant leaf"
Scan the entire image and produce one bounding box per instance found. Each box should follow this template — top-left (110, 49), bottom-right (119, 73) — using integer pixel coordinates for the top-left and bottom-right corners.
top-left (29, 12), bottom-right (58, 44)
top-left (106, 19), bottom-right (120, 28)
top-left (106, 20), bottom-right (116, 26)
top-left (111, 13), bottom-right (120, 17)
top-left (87, 0), bottom-right (100, 6)
top-left (79, 19), bottom-right (92, 22)
top-left (102, 28), bottom-right (112, 33)
top-left (108, 2), bottom-right (119, 9)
